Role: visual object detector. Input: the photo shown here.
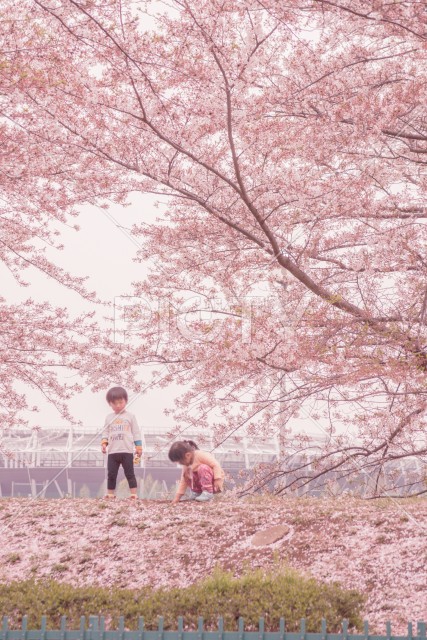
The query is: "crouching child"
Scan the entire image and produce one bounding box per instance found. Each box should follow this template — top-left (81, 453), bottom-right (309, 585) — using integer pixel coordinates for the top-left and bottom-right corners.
top-left (168, 440), bottom-right (224, 504)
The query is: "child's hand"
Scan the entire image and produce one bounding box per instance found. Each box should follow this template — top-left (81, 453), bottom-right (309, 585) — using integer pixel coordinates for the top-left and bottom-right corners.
top-left (101, 444), bottom-right (107, 454)
top-left (214, 478), bottom-right (222, 492)
top-left (134, 446), bottom-right (142, 465)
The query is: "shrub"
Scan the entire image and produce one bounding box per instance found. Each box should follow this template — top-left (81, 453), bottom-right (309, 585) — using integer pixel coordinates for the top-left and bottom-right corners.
top-left (0, 565), bottom-right (364, 632)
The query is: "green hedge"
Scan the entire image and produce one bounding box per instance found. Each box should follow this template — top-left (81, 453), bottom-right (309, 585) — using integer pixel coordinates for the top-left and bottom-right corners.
top-left (0, 566), bottom-right (364, 632)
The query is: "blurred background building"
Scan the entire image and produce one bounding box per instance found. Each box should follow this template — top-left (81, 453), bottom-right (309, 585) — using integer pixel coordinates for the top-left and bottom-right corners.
top-left (0, 425), bottom-right (281, 498)
top-left (1, 425), bottom-right (425, 499)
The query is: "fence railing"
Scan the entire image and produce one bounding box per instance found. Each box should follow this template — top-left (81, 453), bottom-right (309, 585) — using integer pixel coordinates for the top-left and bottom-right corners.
top-left (1, 617), bottom-right (426, 640)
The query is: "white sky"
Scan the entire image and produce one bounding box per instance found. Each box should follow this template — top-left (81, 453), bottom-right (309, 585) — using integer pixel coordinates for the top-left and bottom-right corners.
top-left (0, 4), bottom-right (336, 439)
top-left (2, 194), bottom-right (330, 440)
top-left (2, 195), bottom-right (183, 432)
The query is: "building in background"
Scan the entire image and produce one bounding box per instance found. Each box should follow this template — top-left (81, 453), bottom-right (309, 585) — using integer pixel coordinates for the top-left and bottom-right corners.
top-left (0, 425), bottom-right (280, 498)
top-left (1, 425), bottom-right (425, 499)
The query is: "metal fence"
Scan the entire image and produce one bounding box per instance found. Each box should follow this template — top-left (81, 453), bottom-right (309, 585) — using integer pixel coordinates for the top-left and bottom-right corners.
top-left (1, 617), bottom-right (426, 640)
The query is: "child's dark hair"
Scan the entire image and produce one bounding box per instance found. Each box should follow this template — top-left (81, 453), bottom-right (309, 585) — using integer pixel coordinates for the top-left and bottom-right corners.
top-left (168, 440), bottom-right (199, 462)
top-left (106, 386), bottom-right (128, 404)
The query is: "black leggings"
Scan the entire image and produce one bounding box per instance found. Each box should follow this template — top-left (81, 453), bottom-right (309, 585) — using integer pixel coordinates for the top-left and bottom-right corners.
top-left (107, 452), bottom-right (137, 490)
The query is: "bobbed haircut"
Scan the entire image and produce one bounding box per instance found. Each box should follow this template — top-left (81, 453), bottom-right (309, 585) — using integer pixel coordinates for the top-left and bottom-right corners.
top-left (168, 440), bottom-right (199, 463)
top-left (106, 386), bottom-right (128, 404)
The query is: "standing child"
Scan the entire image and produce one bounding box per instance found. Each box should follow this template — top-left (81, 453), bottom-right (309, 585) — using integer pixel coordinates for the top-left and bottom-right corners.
top-left (101, 386), bottom-right (142, 501)
top-left (168, 440), bottom-right (225, 504)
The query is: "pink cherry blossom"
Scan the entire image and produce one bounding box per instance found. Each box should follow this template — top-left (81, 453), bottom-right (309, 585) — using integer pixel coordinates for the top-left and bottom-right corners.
top-left (1, 1), bottom-right (427, 492)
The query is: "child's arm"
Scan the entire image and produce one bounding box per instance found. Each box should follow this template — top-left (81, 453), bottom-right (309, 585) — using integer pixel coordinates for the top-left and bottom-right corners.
top-left (172, 491), bottom-right (185, 505)
top-left (131, 414), bottom-right (143, 457)
top-left (198, 451), bottom-right (224, 490)
top-left (172, 470), bottom-right (187, 504)
top-left (101, 418), bottom-right (109, 453)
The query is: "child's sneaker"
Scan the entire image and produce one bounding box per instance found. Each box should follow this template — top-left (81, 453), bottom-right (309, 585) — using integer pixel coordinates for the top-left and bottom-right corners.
top-left (127, 495), bottom-right (138, 502)
top-left (183, 491), bottom-right (200, 500)
top-left (103, 494), bottom-right (116, 500)
top-left (195, 491), bottom-right (214, 502)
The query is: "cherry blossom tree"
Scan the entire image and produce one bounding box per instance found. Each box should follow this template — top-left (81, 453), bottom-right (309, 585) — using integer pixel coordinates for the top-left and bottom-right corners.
top-left (1, 24), bottom-right (106, 431)
top-left (2, 0), bottom-right (427, 495)
top-left (0, 136), bottom-right (103, 431)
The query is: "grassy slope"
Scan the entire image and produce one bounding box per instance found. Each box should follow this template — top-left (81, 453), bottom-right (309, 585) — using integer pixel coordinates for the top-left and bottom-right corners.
top-left (0, 496), bottom-right (425, 633)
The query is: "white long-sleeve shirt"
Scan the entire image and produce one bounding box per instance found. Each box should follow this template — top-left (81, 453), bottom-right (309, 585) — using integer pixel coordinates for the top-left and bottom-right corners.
top-left (101, 410), bottom-right (142, 454)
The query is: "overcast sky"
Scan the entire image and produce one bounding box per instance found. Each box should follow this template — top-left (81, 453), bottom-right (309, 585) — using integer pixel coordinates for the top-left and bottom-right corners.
top-left (3, 195), bottom-right (184, 432)
top-left (2, 191), bottom-right (345, 442)
top-left (2, 195), bottom-right (331, 446)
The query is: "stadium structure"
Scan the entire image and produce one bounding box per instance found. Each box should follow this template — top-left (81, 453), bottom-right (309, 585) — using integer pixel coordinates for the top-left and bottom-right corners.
top-left (0, 425), bottom-right (424, 498)
top-left (0, 425), bottom-right (280, 498)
